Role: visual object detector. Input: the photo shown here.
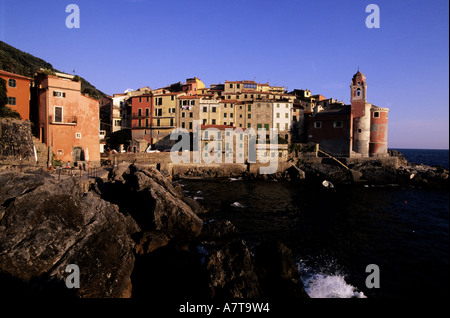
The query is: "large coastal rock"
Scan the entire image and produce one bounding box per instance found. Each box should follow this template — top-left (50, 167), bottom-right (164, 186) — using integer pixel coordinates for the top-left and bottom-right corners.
top-left (105, 164), bottom-right (203, 240)
top-left (0, 172), bottom-right (136, 298)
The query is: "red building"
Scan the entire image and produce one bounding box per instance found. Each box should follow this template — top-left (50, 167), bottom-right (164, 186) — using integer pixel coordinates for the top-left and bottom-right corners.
top-left (307, 70), bottom-right (389, 157)
top-left (0, 69), bottom-right (33, 120)
top-left (130, 93), bottom-right (153, 151)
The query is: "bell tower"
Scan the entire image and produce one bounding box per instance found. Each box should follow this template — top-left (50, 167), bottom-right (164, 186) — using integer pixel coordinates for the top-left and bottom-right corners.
top-left (351, 70), bottom-right (367, 104)
top-left (351, 70), bottom-right (371, 157)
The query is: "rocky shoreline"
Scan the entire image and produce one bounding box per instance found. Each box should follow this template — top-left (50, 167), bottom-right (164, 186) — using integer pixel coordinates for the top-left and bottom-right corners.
top-left (0, 164), bottom-right (309, 299)
top-left (173, 151), bottom-right (449, 189)
top-left (0, 151), bottom-right (447, 300)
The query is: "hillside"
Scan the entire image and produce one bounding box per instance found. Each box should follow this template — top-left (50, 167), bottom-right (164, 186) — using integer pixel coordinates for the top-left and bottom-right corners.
top-left (0, 41), bottom-right (105, 100)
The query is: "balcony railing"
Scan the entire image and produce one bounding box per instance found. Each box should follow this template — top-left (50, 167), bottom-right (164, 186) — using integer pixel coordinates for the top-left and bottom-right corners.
top-left (49, 115), bottom-right (77, 125)
top-left (132, 113), bottom-right (152, 119)
top-left (133, 124), bottom-right (175, 129)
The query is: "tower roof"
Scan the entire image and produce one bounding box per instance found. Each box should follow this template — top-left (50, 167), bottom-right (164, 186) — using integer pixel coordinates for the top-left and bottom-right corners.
top-left (352, 70), bottom-right (366, 84)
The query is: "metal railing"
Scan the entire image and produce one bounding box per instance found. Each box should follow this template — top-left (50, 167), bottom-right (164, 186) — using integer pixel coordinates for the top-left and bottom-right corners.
top-left (48, 115), bottom-right (77, 124)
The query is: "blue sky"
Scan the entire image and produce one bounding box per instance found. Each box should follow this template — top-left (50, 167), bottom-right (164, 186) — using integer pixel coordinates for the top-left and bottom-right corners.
top-left (1, 0), bottom-right (448, 149)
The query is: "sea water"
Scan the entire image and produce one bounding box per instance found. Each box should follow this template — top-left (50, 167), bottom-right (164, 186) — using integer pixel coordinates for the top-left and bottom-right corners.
top-left (180, 149), bottom-right (449, 298)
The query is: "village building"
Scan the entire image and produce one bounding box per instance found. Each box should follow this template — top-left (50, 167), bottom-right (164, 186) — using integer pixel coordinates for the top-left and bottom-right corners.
top-left (307, 70), bottom-right (389, 157)
top-left (33, 71), bottom-right (100, 164)
top-left (0, 69), bottom-right (33, 120)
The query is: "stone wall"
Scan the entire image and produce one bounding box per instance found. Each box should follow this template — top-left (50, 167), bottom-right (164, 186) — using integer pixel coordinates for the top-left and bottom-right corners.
top-left (0, 118), bottom-right (35, 164)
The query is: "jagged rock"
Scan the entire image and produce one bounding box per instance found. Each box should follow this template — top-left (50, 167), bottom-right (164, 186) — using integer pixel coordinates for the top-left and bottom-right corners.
top-left (203, 238), bottom-right (261, 298)
top-left (107, 162), bottom-right (130, 183)
top-left (0, 173), bottom-right (136, 298)
top-left (182, 196), bottom-right (205, 215)
top-left (254, 241), bottom-right (309, 299)
top-left (199, 219), bottom-right (239, 243)
top-left (285, 165), bottom-right (306, 181)
top-left (122, 164), bottom-right (203, 240)
top-left (133, 231), bottom-right (170, 255)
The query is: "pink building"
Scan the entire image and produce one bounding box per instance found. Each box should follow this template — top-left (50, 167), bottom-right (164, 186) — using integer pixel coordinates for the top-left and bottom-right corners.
top-left (35, 71), bottom-right (100, 165)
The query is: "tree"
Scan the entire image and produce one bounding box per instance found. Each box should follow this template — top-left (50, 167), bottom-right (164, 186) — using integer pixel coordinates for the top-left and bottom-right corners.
top-left (0, 77), bottom-right (22, 119)
top-left (0, 78), bottom-right (7, 108)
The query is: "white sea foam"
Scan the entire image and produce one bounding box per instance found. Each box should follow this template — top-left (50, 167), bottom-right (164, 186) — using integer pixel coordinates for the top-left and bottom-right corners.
top-left (303, 274), bottom-right (366, 298)
top-left (231, 202), bottom-right (245, 208)
top-left (193, 196), bottom-right (204, 200)
top-left (298, 260), bottom-right (366, 298)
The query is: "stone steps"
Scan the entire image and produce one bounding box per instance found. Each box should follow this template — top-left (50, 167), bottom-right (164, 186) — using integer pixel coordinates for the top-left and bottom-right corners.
top-left (32, 137), bottom-right (48, 166)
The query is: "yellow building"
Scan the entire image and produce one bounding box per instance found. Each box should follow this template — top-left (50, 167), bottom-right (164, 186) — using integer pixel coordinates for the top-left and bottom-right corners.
top-left (152, 92), bottom-right (186, 145)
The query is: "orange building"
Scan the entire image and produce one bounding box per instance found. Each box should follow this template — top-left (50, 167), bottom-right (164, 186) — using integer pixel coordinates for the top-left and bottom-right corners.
top-left (34, 71), bottom-right (100, 165)
top-left (0, 69), bottom-right (33, 120)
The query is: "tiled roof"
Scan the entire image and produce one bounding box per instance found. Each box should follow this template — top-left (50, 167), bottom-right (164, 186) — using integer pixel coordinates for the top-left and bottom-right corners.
top-left (0, 69), bottom-right (33, 81)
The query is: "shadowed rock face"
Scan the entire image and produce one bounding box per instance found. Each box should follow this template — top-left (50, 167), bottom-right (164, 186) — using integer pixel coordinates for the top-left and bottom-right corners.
top-left (0, 172), bottom-right (136, 298)
top-left (0, 165), bottom-right (310, 300)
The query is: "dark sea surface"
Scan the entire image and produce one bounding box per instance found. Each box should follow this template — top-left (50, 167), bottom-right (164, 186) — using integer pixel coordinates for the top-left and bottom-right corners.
top-left (179, 149), bottom-right (449, 298)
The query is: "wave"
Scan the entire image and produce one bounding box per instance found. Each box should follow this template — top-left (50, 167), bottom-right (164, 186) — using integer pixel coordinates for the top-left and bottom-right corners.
top-left (297, 259), bottom-right (366, 298)
top-left (231, 202), bottom-right (246, 208)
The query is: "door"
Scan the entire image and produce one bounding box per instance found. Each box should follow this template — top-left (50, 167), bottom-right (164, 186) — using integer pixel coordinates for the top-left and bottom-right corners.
top-left (73, 147), bottom-right (84, 162)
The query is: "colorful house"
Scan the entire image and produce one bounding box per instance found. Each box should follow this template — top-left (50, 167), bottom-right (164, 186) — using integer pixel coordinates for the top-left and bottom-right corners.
top-left (0, 69), bottom-right (33, 120)
top-left (34, 71), bottom-right (100, 165)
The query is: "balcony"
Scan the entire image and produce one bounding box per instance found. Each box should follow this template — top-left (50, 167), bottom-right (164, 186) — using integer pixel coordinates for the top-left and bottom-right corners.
top-left (132, 113), bottom-right (152, 119)
top-left (48, 115), bottom-right (77, 125)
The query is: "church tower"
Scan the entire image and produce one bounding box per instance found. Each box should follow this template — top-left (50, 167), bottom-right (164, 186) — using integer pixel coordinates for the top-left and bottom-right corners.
top-left (351, 70), bottom-right (371, 156)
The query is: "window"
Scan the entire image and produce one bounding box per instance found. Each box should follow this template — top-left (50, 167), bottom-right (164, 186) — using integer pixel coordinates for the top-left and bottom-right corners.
top-left (57, 150), bottom-right (63, 155)
top-left (7, 97), bottom-right (16, 105)
top-left (248, 113), bottom-right (251, 119)
top-left (212, 119), bottom-right (216, 125)
top-left (156, 97), bottom-right (162, 105)
top-left (157, 119), bottom-right (160, 126)
top-left (230, 113), bottom-right (233, 118)
top-left (356, 88), bottom-right (361, 97)
top-left (139, 97), bottom-right (142, 103)
top-left (53, 91), bottom-right (66, 98)
top-left (146, 96), bottom-right (149, 102)
top-left (314, 121), bottom-right (322, 129)
top-left (203, 119), bottom-right (207, 125)
top-left (277, 104), bottom-right (280, 108)
top-left (224, 122), bottom-right (227, 125)
top-left (203, 107), bottom-right (207, 112)
top-left (170, 118), bottom-right (174, 126)
top-left (247, 123), bottom-right (251, 128)
top-left (276, 113), bottom-right (280, 118)
top-left (285, 113), bottom-right (289, 119)
top-left (212, 107), bottom-right (216, 113)
top-left (171, 95), bottom-right (175, 101)
top-left (237, 84), bottom-right (240, 89)
top-left (229, 84), bottom-right (233, 88)
top-left (285, 123), bottom-right (289, 130)
top-left (189, 122), bottom-right (193, 129)
top-left (182, 122), bottom-right (185, 128)
top-left (333, 121), bottom-right (343, 128)
top-left (54, 106), bottom-right (63, 123)
top-left (189, 112), bottom-right (193, 118)
top-left (75, 133), bottom-right (81, 139)
top-left (276, 123), bottom-right (280, 130)
top-left (358, 129), bottom-right (362, 133)
top-left (224, 113), bottom-right (227, 118)
top-left (145, 108), bottom-right (150, 116)
top-left (182, 112), bottom-right (186, 118)
top-left (138, 119), bottom-right (142, 127)
top-left (373, 112), bottom-right (380, 118)
top-left (248, 105), bottom-right (251, 112)
top-left (8, 79), bottom-right (16, 88)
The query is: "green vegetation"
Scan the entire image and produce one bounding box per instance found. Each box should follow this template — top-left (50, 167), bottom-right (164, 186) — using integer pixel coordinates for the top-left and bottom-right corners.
top-left (0, 41), bottom-right (105, 100)
top-left (0, 78), bottom-right (21, 119)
